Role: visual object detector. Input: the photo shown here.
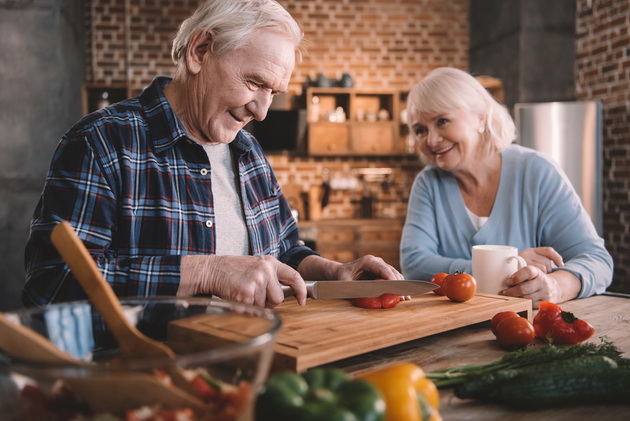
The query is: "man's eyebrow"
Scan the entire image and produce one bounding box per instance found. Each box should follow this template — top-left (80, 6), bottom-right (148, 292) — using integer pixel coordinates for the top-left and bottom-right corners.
top-left (247, 74), bottom-right (287, 93)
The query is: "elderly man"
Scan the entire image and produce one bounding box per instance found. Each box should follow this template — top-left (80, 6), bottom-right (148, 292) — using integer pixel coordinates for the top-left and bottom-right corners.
top-left (23, 0), bottom-right (402, 308)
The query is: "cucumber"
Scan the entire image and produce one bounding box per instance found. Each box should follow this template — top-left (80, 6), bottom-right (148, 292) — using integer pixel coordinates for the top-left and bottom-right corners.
top-left (497, 368), bottom-right (630, 408)
top-left (455, 355), bottom-right (619, 400)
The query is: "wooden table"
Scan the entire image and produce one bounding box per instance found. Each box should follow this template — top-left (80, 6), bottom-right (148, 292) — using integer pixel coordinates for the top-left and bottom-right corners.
top-left (324, 294), bottom-right (630, 420)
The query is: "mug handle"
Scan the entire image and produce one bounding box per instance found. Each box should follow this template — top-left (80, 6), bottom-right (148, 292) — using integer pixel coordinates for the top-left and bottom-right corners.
top-left (507, 255), bottom-right (527, 270)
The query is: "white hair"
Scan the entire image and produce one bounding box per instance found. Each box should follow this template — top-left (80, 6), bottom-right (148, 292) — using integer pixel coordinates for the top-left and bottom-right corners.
top-left (171, 0), bottom-right (303, 66)
top-left (407, 67), bottom-right (517, 152)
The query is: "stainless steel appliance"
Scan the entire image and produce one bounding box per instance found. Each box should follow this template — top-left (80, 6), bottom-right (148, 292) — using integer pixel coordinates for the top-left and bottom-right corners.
top-left (514, 101), bottom-right (603, 234)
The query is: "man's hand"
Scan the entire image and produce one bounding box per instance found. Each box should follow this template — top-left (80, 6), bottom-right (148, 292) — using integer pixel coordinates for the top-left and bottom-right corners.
top-left (333, 255), bottom-right (404, 281)
top-left (178, 255), bottom-right (307, 308)
top-left (297, 254), bottom-right (403, 282)
top-left (324, 255), bottom-right (409, 300)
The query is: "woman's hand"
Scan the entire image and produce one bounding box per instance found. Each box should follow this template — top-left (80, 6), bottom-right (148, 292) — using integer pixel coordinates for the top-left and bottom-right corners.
top-left (500, 265), bottom-right (581, 308)
top-left (519, 247), bottom-right (564, 273)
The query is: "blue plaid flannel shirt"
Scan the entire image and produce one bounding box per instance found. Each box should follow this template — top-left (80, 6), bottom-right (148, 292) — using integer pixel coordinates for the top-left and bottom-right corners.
top-left (23, 77), bottom-right (316, 306)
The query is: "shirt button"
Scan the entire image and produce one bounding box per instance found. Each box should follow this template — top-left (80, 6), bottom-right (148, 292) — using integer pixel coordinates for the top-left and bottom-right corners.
top-left (200, 168), bottom-right (208, 175)
top-left (205, 220), bottom-right (213, 228)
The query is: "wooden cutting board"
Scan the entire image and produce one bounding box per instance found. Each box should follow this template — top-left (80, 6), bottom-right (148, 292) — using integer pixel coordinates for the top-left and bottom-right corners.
top-left (167, 293), bottom-right (531, 374)
top-left (272, 293), bottom-right (532, 372)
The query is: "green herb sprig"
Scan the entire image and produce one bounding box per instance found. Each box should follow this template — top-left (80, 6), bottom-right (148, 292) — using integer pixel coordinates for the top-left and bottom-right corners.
top-left (427, 337), bottom-right (629, 388)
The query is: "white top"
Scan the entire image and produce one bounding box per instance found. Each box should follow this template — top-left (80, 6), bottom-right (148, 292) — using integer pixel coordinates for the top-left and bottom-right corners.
top-left (465, 206), bottom-right (489, 231)
top-left (203, 143), bottom-right (250, 256)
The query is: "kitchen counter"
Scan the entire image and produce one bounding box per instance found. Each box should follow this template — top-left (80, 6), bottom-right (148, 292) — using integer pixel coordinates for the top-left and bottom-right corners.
top-left (324, 293), bottom-right (630, 420)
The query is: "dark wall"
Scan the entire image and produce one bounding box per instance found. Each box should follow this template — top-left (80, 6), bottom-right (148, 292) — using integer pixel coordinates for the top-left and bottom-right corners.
top-left (469, 0), bottom-right (577, 110)
top-left (0, 0), bottom-right (85, 311)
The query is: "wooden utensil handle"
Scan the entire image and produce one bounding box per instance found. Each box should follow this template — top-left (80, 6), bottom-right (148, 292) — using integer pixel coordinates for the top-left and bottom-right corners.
top-left (50, 222), bottom-right (136, 340)
top-left (0, 312), bottom-right (80, 364)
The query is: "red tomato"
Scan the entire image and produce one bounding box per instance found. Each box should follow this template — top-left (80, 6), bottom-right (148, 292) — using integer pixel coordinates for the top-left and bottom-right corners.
top-left (490, 311), bottom-right (520, 336)
top-left (351, 293), bottom-right (400, 309)
top-left (532, 301), bottom-right (563, 339)
top-left (430, 273), bottom-right (449, 296)
top-left (190, 374), bottom-right (219, 402)
top-left (381, 294), bottom-right (401, 308)
top-left (495, 316), bottom-right (536, 349)
top-left (351, 297), bottom-right (381, 308)
top-left (532, 301), bottom-right (595, 344)
top-left (443, 272), bottom-right (477, 302)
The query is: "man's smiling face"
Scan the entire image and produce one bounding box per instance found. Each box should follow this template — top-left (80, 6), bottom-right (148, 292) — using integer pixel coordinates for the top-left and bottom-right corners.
top-left (188, 29), bottom-right (295, 145)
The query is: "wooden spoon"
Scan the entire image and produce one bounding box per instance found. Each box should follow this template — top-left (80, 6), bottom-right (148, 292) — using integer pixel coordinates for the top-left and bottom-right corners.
top-left (0, 312), bottom-right (79, 365)
top-left (0, 313), bottom-right (207, 413)
top-left (50, 221), bottom-right (197, 396)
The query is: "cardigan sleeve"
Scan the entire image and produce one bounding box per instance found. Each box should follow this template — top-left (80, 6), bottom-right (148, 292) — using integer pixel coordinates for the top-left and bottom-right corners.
top-left (529, 153), bottom-right (613, 298)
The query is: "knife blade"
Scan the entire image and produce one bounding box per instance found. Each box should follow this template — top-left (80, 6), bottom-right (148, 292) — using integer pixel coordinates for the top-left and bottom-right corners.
top-left (281, 280), bottom-right (437, 300)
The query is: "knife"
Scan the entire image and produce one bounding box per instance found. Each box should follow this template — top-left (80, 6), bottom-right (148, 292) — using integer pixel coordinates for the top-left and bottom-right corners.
top-left (281, 280), bottom-right (437, 300)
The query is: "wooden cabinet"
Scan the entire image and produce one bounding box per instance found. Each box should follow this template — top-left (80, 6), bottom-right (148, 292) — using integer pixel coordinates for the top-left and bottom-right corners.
top-left (305, 88), bottom-right (407, 156)
top-left (300, 219), bottom-right (404, 270)
top-left (351, 123), bottom-right (396, 155)
top-left (308, 123), bottom-right (350, 155)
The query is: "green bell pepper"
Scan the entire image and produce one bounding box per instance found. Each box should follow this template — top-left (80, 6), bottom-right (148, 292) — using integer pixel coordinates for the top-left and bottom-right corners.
top-left (256, 367), bottom-right (385, 421)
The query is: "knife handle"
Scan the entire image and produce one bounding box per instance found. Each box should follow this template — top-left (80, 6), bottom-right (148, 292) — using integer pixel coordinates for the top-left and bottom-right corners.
top-left (281, 282), bottom-right (314, 299)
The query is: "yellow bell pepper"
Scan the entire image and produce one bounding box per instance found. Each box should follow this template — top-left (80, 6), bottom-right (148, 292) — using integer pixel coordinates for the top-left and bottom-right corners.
top-left (358, 362), bottom-right (442, 421)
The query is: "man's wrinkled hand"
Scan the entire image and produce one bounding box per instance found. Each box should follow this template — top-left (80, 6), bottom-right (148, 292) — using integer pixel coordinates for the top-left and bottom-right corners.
top-left (178, 255), bottom-right (307, 307)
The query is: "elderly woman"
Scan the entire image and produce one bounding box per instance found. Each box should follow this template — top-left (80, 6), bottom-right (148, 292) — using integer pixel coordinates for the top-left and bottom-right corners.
top-left (400, 67), bottom-right (612, 307)
top-left (24, 0), bottom-right (402, 309)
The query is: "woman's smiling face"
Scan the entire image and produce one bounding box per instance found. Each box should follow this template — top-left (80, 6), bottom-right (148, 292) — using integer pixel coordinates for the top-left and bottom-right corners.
top-left (410, 107), bottom-right (486, 173)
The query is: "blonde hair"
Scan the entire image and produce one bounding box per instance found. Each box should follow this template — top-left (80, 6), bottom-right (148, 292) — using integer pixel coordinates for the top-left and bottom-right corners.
top-left (407, 67), bottom-right (517, 153)
top-left (171, 0), bottom-right (303, 67)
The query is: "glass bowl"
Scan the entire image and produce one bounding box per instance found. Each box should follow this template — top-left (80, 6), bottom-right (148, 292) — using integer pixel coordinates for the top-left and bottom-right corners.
top-left (0, 297), bottom-right (281, 421)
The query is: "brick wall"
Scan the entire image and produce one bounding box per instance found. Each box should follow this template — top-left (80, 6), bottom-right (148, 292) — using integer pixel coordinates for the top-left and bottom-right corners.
top-left (576, 0), bottom-right (630, 293)
top-left (87, 0), bottom-right (468, 94)
top-left (86, 0), bottom-right (469, 221)
top-left (85, 0), bottom-right (629, 292)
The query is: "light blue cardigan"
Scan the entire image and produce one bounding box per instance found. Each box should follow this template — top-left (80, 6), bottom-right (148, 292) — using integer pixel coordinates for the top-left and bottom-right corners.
top-left (400, 144), bottom-right (613, 298)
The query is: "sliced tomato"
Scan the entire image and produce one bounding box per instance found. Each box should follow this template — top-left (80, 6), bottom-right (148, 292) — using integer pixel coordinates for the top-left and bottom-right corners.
top-left (351, 293), bottom-right (401, 309)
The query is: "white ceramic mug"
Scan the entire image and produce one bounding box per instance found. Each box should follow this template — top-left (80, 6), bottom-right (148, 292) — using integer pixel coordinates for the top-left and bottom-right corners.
top-left (472, 245), bottom-right (527, 294)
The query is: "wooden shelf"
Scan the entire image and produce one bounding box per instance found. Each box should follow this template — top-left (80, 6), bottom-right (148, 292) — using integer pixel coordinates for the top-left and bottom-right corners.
top-left (305, 88), bottom-right (409, 156)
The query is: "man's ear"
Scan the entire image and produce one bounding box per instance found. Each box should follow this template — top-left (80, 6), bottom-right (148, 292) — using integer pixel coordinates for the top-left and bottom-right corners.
top-left (186, 29), bottom-right (214, 75)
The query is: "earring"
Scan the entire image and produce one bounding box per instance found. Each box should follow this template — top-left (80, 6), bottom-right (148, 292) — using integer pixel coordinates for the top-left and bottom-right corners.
top-left (478, 127), bottom-right (485, 134)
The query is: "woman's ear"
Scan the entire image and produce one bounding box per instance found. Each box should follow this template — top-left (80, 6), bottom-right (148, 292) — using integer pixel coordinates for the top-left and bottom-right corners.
top-left (478, 115), bottom-right (487, 134)
top-left (186, 30), bottom-right (214, 75)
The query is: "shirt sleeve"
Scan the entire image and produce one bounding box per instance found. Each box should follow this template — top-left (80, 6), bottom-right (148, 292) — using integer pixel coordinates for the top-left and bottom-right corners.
top-left (23, 134), bottom-right (182, 306)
